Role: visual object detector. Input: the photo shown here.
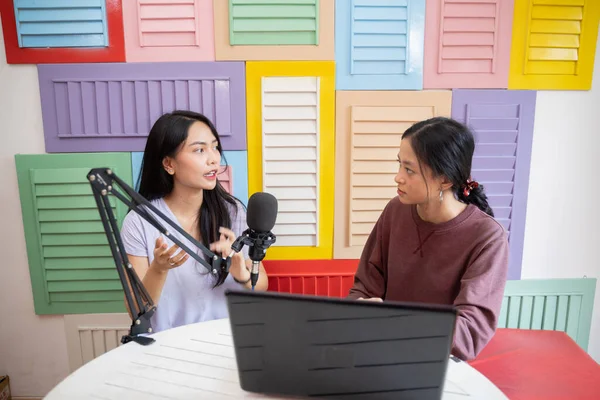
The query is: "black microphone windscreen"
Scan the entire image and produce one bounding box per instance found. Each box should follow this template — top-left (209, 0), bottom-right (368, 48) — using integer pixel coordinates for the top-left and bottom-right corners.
top-left (246, 192), bottom-right (278, 233)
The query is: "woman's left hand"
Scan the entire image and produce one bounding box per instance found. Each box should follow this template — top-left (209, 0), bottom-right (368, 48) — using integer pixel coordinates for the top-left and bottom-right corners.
top-left (209, 227), bottom-right (250, 283)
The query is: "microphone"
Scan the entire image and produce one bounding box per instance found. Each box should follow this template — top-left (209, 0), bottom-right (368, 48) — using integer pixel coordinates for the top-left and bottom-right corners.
top-left (231, 192), bottom-right (277, 290)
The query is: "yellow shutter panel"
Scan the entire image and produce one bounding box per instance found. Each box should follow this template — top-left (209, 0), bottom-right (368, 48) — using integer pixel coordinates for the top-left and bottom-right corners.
top-left (509, 0), bottom-right (600, 90)
top-left (246, 61), bottom-right (335, 260)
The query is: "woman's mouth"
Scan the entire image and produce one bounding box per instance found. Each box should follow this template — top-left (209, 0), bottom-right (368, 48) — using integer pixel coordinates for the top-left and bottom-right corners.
top-left (204, 171), bottom-right (217, 180)
top-left (397, 188), bottom-right (406, 196)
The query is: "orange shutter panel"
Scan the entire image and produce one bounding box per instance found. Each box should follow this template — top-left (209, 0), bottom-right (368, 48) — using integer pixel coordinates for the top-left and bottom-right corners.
top-left (334, 91), bottom-right (452, 259)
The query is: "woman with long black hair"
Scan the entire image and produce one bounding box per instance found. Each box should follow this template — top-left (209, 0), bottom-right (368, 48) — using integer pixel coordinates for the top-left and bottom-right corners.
top-left (121, 110), bottom-right (268, 332)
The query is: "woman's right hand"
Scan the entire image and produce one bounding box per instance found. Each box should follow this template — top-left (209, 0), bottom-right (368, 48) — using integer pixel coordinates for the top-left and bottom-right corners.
top-left (151, 236), bottom-right (189, 273)
top-left (358, 297), bottom-right (383, 302)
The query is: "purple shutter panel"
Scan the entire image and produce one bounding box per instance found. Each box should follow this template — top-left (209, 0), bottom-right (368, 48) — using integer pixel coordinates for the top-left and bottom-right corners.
top-left (38, 62), bottom-right (246, 152)
top-left (452, 89), bottom-right (537, 280)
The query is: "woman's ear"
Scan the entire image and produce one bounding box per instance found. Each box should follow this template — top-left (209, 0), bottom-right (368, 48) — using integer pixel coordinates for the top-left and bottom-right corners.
top-left (162, 157), bottom-right (175, 175)
top-left (439, 176), bottom-right (454, 192)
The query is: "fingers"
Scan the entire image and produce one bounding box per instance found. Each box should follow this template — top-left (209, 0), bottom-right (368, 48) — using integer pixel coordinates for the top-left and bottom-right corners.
top-left (158, 242), bottom-right (180, 258)
top-left (210, 239), bottom-right (229, 257)
top-left (155, 236), bottom-right (167, 250)
top-left (167, 249), bottom-right (189, 267)
top-left (219, 227), bottom-right (235, 239)
top-left (210, 227), bottom-right (236, 257)
top-left (358, 297), bottom-right (383, 302)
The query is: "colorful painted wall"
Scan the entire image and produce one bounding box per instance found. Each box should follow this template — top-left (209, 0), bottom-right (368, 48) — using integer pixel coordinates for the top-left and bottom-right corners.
top-left (1, 1), bottom-right (600, 397)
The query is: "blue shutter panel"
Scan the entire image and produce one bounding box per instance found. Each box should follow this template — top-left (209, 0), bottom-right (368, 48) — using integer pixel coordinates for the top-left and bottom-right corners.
top-left (335, 0), bottom-right (425, 90)
top-left (13, 0), bottom-right (109, 48)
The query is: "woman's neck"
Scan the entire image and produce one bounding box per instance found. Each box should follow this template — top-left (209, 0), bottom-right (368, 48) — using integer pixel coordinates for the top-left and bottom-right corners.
top-left (163, 186), bottom-right (204, 222)
top-left (416, 193), bottom-right (467, 224)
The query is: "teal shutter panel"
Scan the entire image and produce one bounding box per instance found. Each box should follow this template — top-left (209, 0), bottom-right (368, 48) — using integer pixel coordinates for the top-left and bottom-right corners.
top-left (15, 153), bottom-right (132, 315)
top-left (229, 0), bottom-right (319, 45)
top-left (499, 278), bottom-right (597, 351)
top-left (13, 0), bottom-right (109, 48)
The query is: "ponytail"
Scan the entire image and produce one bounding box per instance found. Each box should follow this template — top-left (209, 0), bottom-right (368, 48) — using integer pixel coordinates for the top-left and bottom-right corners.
top-left (456, 181), bottom-right (494, 217)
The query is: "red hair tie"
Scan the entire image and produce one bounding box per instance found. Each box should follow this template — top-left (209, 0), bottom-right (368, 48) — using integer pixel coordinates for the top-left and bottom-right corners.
top-left (463, 179), bottom-right (479, 197)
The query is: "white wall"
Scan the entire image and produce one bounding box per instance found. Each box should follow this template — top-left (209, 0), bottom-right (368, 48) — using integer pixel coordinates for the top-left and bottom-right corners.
top-left (522, 39), bottom-right (600, 360)
top-left (0, 19), bottom-right (71, 397)
top-left (0, 17), bottom-right (599, 398)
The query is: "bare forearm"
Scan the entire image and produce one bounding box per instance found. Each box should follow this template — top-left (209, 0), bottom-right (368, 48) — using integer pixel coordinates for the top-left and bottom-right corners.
top-left (141, 262), bottom-right (169, 304)
top-left (253, 270), bottom-right (268, 291)
top-left (232, 260), bottom-right (267, 291)
top-left (123, 265), bottom-right (166, 318)
top-left (237, 266), bottom-right (268, 291)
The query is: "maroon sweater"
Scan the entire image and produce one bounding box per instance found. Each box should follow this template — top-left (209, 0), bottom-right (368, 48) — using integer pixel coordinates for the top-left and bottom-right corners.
top-left (348, 198), bottom-right (509, 360)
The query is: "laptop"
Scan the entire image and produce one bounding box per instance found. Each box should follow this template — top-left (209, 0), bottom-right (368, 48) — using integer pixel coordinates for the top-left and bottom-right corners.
top-left (225, 290), bottom-right (457, 400)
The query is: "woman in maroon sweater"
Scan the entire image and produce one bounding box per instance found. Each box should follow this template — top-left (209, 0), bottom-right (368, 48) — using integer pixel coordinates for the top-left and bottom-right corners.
top-left (348, 117), bottom-right (509, 361)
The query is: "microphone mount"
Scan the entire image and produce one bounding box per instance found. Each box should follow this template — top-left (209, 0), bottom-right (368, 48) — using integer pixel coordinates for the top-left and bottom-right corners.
top-left (87, 168), bottom-right (232, 346)
top-left (231, 228), bottom-right (276, 289)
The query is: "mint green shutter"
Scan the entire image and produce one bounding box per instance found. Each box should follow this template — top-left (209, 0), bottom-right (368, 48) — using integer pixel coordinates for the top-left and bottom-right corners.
top-left (229, 0), bottom-right (319, 45)
top-left (16, 153), bottom-right (132, 315)
top-left (499, 278), bottom-right (597, 351)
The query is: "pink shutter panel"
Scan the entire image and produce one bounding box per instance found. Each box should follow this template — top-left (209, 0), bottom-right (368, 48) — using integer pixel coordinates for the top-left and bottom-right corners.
top-left (218, 166), bottom-right (233, 195)
top-left (123, 0), bottom-right (214, 62)
top-left (424, 0), bottom-right (515, 89)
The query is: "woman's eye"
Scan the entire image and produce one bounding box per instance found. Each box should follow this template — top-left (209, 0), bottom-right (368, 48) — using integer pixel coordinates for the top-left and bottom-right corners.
top-left (406, 168), bottom-right (414, 174)
top-left (194, 148), bottom-right (204, 153)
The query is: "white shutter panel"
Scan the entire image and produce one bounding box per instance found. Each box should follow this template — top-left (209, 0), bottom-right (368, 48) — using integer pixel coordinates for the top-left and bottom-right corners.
top-left (262, 77), bottom-right (319, 247)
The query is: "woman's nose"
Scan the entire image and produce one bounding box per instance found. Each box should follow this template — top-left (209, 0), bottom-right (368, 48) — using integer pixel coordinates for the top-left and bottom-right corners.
top-left (208, 150), bottom-right (220, 165)
top-left (394, 172), bottom-right (403, 184)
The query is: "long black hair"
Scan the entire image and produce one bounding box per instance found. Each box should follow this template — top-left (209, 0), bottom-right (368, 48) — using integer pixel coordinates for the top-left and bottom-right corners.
top-left (402, 117), bottom-right (494, 217)
top-left (137, 110), bottom-right (241, 286)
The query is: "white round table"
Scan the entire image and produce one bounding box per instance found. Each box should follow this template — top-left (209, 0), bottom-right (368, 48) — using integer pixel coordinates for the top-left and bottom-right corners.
top-left (44, 318), bottom-right (508, 399)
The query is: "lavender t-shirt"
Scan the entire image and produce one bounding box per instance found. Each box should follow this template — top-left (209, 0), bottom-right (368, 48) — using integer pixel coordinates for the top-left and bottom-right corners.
top-left (120, 197), bottom-right (249, 333)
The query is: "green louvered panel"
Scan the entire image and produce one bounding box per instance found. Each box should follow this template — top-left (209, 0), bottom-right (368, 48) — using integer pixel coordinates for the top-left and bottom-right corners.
top-left (499, 278), bottom-right (597, 351)
top-left (229, 0), bottom-right (319, 45)
top-left (15, 153), bottom-right (132, 315)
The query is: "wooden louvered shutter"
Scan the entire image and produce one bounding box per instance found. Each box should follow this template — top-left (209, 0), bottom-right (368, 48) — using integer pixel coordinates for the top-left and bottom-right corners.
top-left (122, 0), bottom-right (214, 61)
top-left (15, 153), bottom-right (132, 315)
top-left (1, 0), bottom-right (124, 64)
top-left (334, 91), bottom-right (452, 259)
top-left (424, 0), bottom-right (514, 88)
top-left (452, 89), bottom-right (537, 280)
top-left (509, 0), bottom-right (600, 90)
top-left (217, 166), bottom-right (234, 195)
top-left (262, 77), bottom-right (319, 247)
top-left (214, 0), bottom-right (333, 60)
top-left (13, 0), bottom-right (108, 48)
top-left (335, 0), bottom-right (426, 90)
top-left (37, 62), bottom-right (246, 153)
top-left (247, 61), bottom-right (335, 260)
top-left (499, 278), bottom-right (596, 351)
top-left (229, 0), bottom-right (319, 45)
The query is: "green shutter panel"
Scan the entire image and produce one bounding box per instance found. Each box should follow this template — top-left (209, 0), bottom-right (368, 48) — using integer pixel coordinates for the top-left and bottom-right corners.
top-left (229, 0), bottom-right (319, 45)
top-left (16, 153), bottom-right (132, 315)
top-left (499, 278), bottom-right (597, 351)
